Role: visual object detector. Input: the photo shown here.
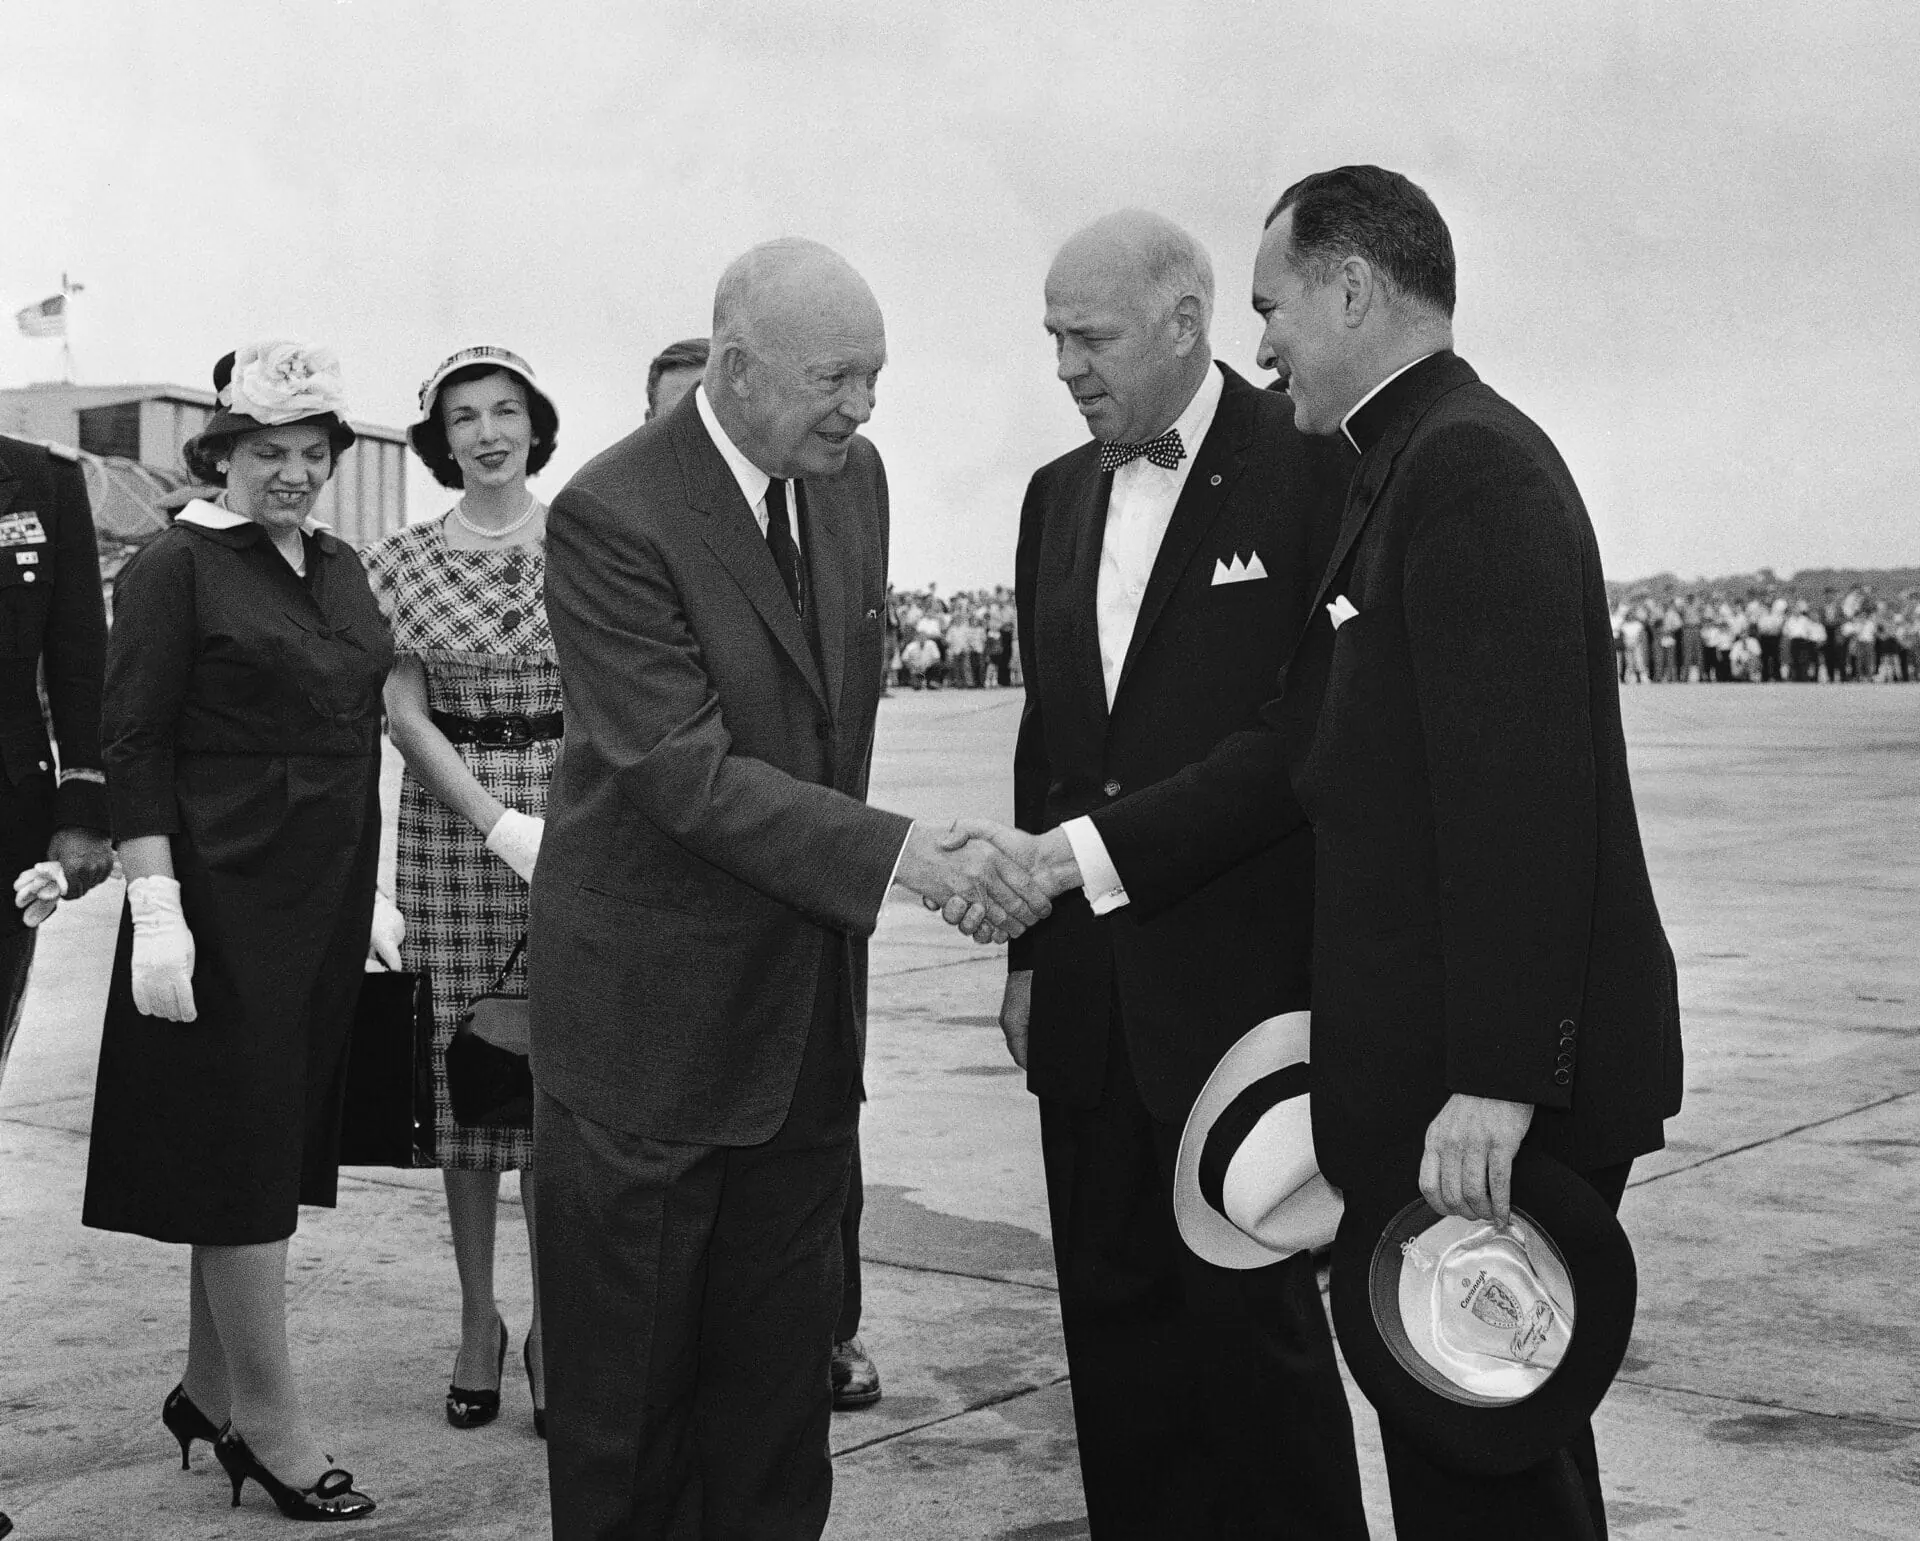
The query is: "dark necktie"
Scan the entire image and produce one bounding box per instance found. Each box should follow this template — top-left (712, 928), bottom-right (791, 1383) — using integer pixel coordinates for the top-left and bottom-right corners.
top-left (1097, 428), bottom-right (1186, 473)
top-left (764, 478), bottom-right (804, 615)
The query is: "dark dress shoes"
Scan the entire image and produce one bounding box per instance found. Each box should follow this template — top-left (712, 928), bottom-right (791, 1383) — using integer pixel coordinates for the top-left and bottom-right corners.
top-left (831, 1337), bottom-right (882, 1410)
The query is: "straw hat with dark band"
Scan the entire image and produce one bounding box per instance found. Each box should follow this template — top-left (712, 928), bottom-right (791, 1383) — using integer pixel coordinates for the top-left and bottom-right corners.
top-left (1172, 1012), bottom-right (1345, 1269)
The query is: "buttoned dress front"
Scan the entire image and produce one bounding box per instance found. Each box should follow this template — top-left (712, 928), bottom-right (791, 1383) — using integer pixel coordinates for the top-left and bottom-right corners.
top-left (83, 504), bottom-right (393, 1245)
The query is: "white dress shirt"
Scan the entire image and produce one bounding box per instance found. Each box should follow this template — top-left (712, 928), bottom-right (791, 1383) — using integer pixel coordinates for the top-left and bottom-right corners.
top-left (693, 385), bottom-right (915, 899)
top-left (1060, 365), bottom-right (1223, 913)
top-left (1096, 362), bottom-right (1224, 707)
top-left (695, 383), bottom-right (801, 550)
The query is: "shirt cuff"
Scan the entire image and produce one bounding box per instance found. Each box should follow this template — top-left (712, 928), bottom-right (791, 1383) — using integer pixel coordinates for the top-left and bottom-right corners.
top-left (1063, 816), bottom-right (1129, 914)
top-left (884, 821), bottom-right (914, 897)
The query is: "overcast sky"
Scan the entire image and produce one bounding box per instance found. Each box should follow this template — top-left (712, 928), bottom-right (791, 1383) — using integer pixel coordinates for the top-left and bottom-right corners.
top-left (3, 0), bottom-right (1915, 586)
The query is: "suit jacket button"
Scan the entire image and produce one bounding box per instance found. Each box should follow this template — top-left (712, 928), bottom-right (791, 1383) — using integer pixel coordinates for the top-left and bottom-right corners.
top-left (1103, 779), bottom-right (1121, 798)
top-left (1554, 1067), bottom-right (1572, 1085)
top-left (1559, 1019), bottom-right (1576, 1033)
top-left (1209, 474), bottom-right (1222, 486)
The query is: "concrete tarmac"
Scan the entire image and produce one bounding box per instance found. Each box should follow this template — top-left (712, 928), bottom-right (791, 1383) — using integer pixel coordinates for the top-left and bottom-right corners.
top-left (3, 684), bottom-right (1917, 1538)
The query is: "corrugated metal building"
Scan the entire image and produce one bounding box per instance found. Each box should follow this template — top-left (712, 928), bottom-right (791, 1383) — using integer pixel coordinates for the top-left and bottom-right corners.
top-left (0, 381), bottom-right (407, 547)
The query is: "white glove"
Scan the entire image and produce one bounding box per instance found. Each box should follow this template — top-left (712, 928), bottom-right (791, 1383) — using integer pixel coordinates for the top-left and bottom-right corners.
top-left (127, 875), bottom-right (198, 1023)
top-left (13, 861), bottom-right (68, 928)
top-left (484, 809), bottom-right (544, 884)
top-left (368, 889), bottom-right (407, 970)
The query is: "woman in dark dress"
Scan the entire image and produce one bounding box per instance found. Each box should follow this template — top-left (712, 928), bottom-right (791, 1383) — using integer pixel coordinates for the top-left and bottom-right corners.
top-left (83, 341), bottom-right (393, 1522)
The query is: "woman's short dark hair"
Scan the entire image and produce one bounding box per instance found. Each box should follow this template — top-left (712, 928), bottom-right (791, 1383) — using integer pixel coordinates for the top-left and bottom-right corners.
top-left (181, 421), bottom-right (349, 487)
top-left (409, 364), bottom-right (559, 490)
top-left (1267, 165), bottom-right (1456, 318)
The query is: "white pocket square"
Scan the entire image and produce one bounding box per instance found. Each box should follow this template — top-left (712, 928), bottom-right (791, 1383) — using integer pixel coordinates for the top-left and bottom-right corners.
top-left (1212, 551), bottom-right (1269, 586)
top-left (1327, 594), bottom-right (1359, 629)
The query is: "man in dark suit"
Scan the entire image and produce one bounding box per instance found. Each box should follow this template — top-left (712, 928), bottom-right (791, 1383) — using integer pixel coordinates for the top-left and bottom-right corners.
top-left (1, 434), bottom-right (113, 1084)
top-left (531, 238), bottom-right (1049, 1540)
top-left (971, 168), bottom-right (1684, 1539)
top-left (1000, 210), bottom-right (1366, 1538)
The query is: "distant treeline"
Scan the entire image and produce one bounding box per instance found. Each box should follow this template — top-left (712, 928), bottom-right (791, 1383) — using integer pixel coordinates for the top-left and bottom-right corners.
top-left (1608, 567), bottom-right (1920, 605)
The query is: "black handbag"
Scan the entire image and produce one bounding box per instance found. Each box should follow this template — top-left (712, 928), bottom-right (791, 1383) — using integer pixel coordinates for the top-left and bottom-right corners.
top-left (445, 937), bottom-right (533, 1128)
top-left (339, 967), bottom-right (437, 1166)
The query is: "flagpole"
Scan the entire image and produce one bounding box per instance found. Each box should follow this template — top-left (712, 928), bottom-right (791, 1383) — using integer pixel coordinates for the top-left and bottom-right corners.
top-left (60, 272), bottom-right (83, 384)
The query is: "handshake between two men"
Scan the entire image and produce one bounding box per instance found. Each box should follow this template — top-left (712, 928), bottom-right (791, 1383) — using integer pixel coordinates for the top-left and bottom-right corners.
top-left (890, 820), bottom-right (1080, 945)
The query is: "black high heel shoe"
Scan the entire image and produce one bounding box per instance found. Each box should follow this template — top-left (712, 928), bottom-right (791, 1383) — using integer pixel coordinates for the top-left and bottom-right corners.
top-left (446, 1316), bottom-right (508, 1429)
top-left (523, 1337), bottom-right (546, 1440)
top-left (214, 1427), bottom-right (375, 1521)
top-left (162, 1382), bottom-right (223, 1469)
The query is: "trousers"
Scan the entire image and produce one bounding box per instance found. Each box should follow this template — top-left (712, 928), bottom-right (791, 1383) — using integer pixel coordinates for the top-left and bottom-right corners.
top-left (1038, 1018), bottom-right (1370, 1540)
top-left (535, 946), bottom-right (858, 1541)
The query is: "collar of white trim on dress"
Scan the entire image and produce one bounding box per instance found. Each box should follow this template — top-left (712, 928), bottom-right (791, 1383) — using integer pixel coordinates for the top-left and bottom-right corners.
top-left (176, 497), bottom-right (327, 534)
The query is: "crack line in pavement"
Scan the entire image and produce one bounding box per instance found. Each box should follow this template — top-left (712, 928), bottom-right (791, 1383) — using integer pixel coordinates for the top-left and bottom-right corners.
top-left (1627, 1086), bottom-right (1919, 1189)
top-left (0, 1111), bottom-right (89, 1140)
top-left (831, 1373), bottom-right (1072, 1460)
top-left (861, 1252), bottom-right (1059, 1293)
top-left (1613, 1374), bottom-right (1920, 1431)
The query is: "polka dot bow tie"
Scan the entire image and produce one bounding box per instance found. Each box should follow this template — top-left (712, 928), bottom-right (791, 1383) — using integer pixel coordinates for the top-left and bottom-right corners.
top-left (1097, 429), bottom-right (1186, 473)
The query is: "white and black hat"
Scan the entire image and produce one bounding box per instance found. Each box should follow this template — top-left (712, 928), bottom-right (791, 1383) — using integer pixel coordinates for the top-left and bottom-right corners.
top-left (1172, 1012), bottom-right (1345, 1269)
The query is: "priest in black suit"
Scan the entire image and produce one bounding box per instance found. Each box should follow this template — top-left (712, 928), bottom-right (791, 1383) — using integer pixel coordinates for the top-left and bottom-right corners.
top-left (1001, 210), bottom-right (1368, 1539)
top-left (985, 170), bottom-right (1684, 1540)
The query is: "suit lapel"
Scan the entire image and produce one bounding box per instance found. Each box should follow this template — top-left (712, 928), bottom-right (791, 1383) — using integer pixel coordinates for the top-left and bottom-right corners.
top-left (678, 408), bottom-right (829, 709)
top-left (1305, 353), bottom-right (1481, 619)
top-left (1059, 456), bottom-right (1112, 732)
top-left (1112, 369), bottom-right (1252, 703)
top-left (0, 457), bottom-right (21, 518)
top-left (797, 479), bottom-right (847, 722)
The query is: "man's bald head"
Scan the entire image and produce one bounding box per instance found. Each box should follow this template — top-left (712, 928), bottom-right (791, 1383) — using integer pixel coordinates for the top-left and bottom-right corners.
top-left (1043, 210), bottom-right (1215, 445)
top-left (1049, 210), bottom-right (1216, 334)
top-left (707, 238), bottom-right (887, 479)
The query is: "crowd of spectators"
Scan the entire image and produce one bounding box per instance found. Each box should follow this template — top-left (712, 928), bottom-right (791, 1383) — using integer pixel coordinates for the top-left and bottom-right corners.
top-left (882, 581), bottom-right (1920, 694)
top-left (885, 586), bottom-right (1018, 690)
top-left (1611, 587), bottom-right (1920, 684)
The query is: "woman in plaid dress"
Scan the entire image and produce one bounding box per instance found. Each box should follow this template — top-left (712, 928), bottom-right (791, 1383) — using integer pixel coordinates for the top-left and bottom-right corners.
top-left (365, 347), bottom-right (560, 1436)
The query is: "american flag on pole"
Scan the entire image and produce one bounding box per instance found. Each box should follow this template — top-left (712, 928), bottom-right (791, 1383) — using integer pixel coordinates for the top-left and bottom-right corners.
top-left (15, 295), bottom-right (66, 338)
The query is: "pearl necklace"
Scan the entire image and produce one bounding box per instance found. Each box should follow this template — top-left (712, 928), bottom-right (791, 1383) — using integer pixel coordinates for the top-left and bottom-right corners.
top-left (451, 491), bottom-right (540, 541)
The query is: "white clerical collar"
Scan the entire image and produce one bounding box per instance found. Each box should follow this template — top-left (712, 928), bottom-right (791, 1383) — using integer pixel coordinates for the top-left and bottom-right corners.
top-left (695, 384), bottom-right (774, 513)
top-left (1341, 352), bottom-right (1439, 455)
top-left (175, 497), bottom-right (325, 535)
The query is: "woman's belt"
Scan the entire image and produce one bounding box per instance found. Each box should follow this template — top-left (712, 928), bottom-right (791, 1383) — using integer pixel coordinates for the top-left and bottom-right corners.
top-left (430, 711), bottom-right (563, 748)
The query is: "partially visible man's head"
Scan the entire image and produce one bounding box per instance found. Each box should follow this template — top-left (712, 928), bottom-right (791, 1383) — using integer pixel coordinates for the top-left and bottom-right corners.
top-left (707, 239), bottom-right (885, 479)
top-left (1251, 165), bottom-right (1455, 435)
top-left (647, 337), bottom-right (709, 421)
top-left (1043, 209), bottom-right (1214, 446)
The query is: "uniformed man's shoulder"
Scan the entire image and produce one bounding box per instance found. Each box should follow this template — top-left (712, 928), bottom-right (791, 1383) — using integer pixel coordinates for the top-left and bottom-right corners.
top-left (0, 433), bottom-right (81, 476)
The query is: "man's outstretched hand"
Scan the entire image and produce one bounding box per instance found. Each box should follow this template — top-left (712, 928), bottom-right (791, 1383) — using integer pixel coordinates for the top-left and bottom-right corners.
top-left (925, 821), bottom-right (1083, 941)
top-left (893, 820), bottom-right (1056, 944)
